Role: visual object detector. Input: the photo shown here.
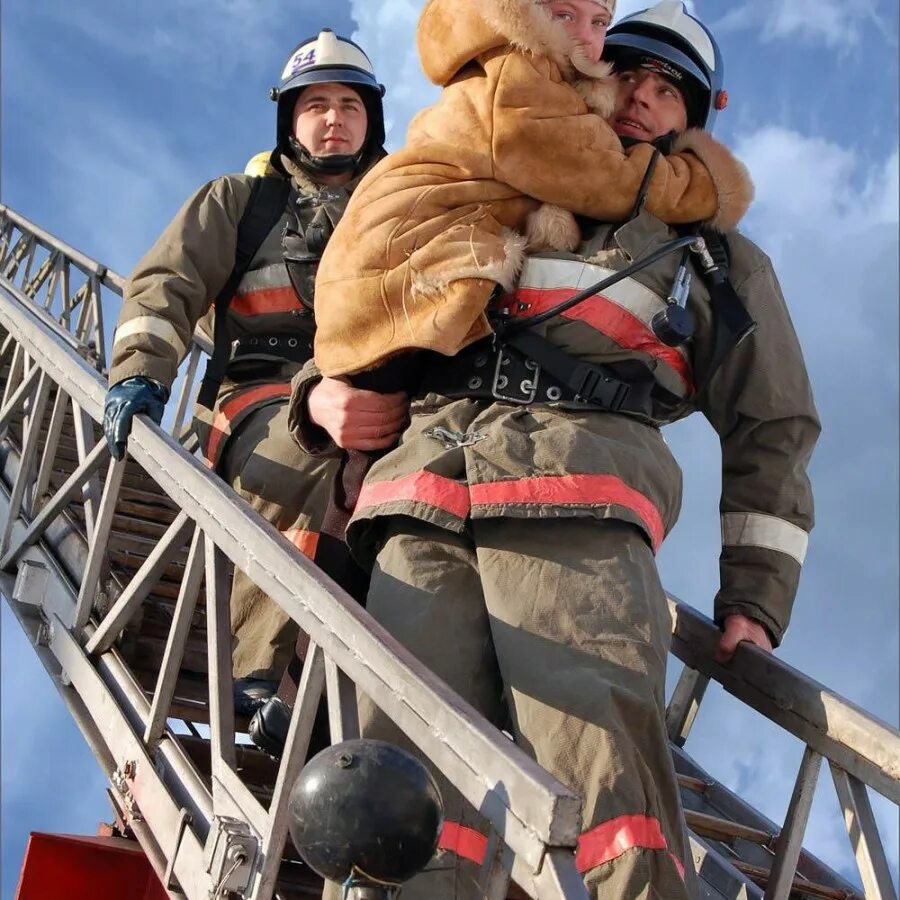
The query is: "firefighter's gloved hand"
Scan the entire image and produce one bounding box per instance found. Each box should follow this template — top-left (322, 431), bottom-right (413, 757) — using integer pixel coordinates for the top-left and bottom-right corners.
top-left (103, 377), bottom-right (169, 460)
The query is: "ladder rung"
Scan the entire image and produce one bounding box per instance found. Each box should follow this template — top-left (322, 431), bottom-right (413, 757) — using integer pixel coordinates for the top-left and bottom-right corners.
top-left (677, 773), bottom-right (711, 794)
top-left (684, 809), bottom-right (774, 846)
top-left (731, 860), bottom-right (858, 900)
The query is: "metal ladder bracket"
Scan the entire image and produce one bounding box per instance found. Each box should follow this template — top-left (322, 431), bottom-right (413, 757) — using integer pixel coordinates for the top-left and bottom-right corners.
top-left (205, 815), bottom-right (259, 898)
top-left (12, 558), bottom-right (49, 608)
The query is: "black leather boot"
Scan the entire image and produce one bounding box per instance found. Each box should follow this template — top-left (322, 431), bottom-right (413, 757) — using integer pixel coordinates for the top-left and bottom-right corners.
top-left (248, 696), bottom-right (292, 758)
top-left (233, 677), bottom-right (278, 718)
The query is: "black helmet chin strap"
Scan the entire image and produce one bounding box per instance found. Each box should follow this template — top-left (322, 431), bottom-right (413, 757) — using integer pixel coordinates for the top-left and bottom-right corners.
top-left (289, 136), bottom-right (361, 176)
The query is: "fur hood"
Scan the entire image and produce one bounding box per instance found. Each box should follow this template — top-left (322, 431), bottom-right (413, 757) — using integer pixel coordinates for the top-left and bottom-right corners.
top-left (418, 0), bottom-right (616, 92)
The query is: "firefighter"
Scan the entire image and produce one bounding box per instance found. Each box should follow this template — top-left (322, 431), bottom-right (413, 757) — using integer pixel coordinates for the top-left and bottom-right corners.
top-left (294, 3), bottom-right (819, 897)
top-left (102, 30), bottom-right (407, 716)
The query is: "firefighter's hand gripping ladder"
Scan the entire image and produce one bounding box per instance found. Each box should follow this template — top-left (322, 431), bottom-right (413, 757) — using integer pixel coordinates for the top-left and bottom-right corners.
top-left (0, 204), bottom-right (898, 900)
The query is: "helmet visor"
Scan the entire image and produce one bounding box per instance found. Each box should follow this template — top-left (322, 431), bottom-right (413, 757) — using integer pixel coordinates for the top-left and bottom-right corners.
top-left (604, 32), bottom-right (711, 91)
top-left (280, 66), bottom-right (385, 97)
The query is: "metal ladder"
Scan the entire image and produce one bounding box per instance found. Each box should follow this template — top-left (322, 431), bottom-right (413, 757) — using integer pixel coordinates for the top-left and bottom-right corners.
top-left (1, 204), bottom-right (897, 900)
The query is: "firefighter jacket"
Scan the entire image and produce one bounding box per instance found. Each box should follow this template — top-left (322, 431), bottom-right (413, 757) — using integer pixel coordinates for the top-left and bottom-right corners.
top-left (294, 211), bottom-right (819, 645)
top-left (312, 0), bottom-right (754, 377)
top-left (109, 157), bottom-right (369, 469)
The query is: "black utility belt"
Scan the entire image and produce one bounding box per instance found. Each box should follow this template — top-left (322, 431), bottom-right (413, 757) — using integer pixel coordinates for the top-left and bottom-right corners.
top-left (231, 333), bottom-right (313, 364)
top-left (419, 339), bottom-right (655, 417)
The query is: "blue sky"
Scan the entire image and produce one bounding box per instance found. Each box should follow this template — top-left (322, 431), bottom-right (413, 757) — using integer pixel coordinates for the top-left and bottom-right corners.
top-left (2, 0), bottom-right (898, 895)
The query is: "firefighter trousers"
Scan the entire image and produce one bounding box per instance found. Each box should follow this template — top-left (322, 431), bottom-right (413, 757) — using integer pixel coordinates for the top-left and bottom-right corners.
top-left (327, 516), bottom-right (689, 900)
top-left (219, 400), bottom-right (361, 680)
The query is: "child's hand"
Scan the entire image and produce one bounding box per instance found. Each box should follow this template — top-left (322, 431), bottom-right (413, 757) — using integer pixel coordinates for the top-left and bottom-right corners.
top-left (308, 377), bottom-right (409, 451)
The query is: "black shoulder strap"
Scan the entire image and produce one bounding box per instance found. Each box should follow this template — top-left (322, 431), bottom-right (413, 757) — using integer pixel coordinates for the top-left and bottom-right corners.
top-left (691, 229), bottom-right (756, 405)
top-left (197, 175), bottom-right (292, 409)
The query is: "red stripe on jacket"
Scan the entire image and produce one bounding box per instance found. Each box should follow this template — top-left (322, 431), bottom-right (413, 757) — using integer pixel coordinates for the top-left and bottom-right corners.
top-left (438, 823), bottom-right (489, 865)
top-left (511, 287), bottom-right (694, 394)
top-left (439, 816), bottom-right (684, 879)
top-left (577, 815), bottom-right (686, 880)
top-left (230, 286), bottom-right (304, 317)
top-left (205, 383), bottom-right (291, 464)
top-left (281, 528), bottom-right (319, 559)
top-left (470, 474), bottom-right (665, 552)
top-left (355, 471), bottom-right (471, 520)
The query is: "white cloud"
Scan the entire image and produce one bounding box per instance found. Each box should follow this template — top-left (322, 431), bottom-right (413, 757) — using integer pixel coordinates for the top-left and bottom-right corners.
top-left (709, 0), bottom-right (897, 50)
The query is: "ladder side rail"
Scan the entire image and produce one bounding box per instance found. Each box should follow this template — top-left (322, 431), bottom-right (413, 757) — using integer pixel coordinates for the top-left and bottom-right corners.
top-left (830, 763), bottom-right (898, 900)
top-left (0, 288), bottom-right (589, 899)
top-left (668, 597), bottom-right (900, 805)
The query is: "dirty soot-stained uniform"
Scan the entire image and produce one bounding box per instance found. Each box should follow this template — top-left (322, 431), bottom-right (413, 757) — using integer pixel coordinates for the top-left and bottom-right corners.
top-left (303, 210), bottom-right (819, 900)
top-left (109, 157), bottom-right (368, 680)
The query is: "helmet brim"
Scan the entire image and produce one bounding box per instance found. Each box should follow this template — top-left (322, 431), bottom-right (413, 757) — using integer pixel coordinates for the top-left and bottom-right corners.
top-left (279, 66), bottom-right (386, 98)
top-left (604, 33), bottom-right (710, 91)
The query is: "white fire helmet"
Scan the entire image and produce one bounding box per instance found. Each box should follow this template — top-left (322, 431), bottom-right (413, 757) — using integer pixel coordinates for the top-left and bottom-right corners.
top-left (604, 1), bottom-right (728, 131)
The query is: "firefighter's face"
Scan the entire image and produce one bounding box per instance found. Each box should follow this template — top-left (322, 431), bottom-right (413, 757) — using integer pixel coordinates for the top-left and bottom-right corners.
top-left (542, 0), bottom-right (612, 64)
top-left (293, 83), bottom-right (368, 157)
top-left (611, 67), bottom-right (688, 141)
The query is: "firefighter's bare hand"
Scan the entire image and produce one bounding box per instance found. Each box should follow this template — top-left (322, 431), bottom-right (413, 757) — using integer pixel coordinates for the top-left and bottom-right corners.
top-left (308, 377), bottom-right (409, 451)
top-left (715, 614), bottom-right (773, 664)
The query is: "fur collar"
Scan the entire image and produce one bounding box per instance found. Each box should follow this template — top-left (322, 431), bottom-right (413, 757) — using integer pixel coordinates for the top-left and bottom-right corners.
top-left (418, 0), bottom-right (616, 95)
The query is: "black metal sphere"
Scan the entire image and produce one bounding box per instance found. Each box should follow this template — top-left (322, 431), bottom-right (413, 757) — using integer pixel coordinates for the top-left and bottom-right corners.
top-left (288, 739), bottom-right (444, 885)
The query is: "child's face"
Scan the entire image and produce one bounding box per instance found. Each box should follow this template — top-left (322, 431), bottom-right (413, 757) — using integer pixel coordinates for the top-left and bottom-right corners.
top-left (542, 1), bottom-right (612, 64)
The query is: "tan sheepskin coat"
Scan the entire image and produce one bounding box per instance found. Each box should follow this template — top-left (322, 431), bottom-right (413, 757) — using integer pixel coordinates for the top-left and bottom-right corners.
top-left (314, 0), bottom-right (754, 376)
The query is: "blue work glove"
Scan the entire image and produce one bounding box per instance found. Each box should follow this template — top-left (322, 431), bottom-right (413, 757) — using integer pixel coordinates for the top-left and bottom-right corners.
top-left (103, 376), bottom-right (169, 460)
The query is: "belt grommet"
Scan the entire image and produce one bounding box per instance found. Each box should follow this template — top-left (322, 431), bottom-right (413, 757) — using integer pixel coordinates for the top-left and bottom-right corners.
top-left (474, 354), bottom-right (488, 368)
top-left (468, 376), bottom-right (483, 390)
top-left (250, 338), bottom-right (258, 346)
top-left (525, 359), bottom-right (538, 371)
top-left (546, 386), bottom-right (562, 401)
top-left (269, 337), bottom-right (279, 346)
top-left (500, 355), bottom-right (511, 367)
top-left (496, 375), bottom-right (509, 390)
top-left (288, 338), bottom-right (298, 348)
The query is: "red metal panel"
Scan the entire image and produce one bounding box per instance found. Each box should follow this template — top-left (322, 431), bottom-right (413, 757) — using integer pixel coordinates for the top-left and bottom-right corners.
top-left (16, 833), bottom-right (170, 900)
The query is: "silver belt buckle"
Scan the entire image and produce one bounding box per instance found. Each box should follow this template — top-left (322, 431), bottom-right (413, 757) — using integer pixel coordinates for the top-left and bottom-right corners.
top-left (491, 351), bottom-right (540, 403)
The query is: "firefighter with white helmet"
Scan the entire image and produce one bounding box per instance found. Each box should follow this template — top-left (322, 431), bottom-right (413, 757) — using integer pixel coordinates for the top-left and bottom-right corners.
top-left (103, 30), bottom-right (404, 716)
top-left (294, 4), bottom-right (819, 898)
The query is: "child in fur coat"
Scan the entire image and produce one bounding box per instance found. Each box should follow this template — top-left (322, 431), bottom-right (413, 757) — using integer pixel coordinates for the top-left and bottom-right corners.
top-left (313, 0), bottom-right (753, 377)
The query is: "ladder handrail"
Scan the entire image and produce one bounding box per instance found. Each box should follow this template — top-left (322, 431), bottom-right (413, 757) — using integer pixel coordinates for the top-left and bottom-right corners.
top-left (668, 599), bottom-right (900, 805)
top-left (0, 204), bottom-right (126, 293)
